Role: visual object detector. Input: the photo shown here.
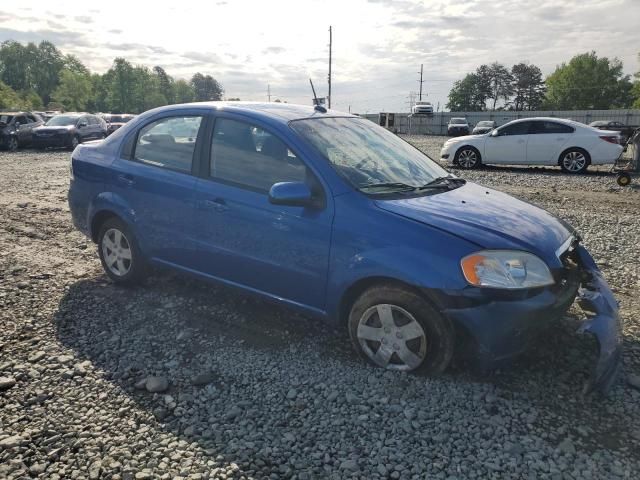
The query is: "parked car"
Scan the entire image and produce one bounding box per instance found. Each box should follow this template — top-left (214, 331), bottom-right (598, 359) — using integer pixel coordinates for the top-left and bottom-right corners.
top-left (472, 120), bottom-right (496, 135)
top-left (589, 120), bottom-right (638, 145)
top-left (447, 117), bottom-right (469, 136)
top-left (0, 111), bottom-right (44, 151)
top-left (411, 101), bottom-right (433, 115)
top-left (32, 113), bottom-right (107, 150)
top-left (102, 113), bottom-right (136, 136)
top-left (68, 102), bottom-right (621, 393)
top-left (441, 117), bottom-right (623, 174)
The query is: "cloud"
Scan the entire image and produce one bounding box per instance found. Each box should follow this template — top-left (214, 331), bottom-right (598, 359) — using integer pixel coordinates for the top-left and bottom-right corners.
top-left (0, 27), bottom-right (93, 47)
top-left (263, 46), bottom-right (285, 55)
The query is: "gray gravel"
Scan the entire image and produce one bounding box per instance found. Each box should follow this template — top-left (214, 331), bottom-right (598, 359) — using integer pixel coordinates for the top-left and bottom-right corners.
top-left (1, 143), bottom-right (639, 479)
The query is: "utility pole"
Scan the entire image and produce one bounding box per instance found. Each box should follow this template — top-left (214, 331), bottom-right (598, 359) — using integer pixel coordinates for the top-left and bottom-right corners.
top-left (328, 26), bottom-right (332, 109)
top-left (418, 64), bottom-right (424, 101)
top-left (267, 84), bottom-right (272, 102)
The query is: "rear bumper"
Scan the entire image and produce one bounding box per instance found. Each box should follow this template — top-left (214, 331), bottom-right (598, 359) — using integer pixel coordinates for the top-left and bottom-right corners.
top-left (436, 245), bottom-right (622, 394)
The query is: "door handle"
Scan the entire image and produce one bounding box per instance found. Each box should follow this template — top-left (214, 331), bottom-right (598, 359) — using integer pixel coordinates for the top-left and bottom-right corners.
top-left (117, 174), bottom-right (135, 186)
top-left (202, 198), bottom-right (228, 212)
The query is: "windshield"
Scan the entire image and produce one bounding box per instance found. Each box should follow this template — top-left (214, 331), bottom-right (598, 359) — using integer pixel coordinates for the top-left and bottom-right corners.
top-left (0, 115), bottom-right (14, 125)
top-left (46, 115), bottom-right (79, 126)
top-left (290, 117), bottom-right (448, 190)
top-left (477, 121), bottom-right (493, 127)
top-left (450, 118), bottom-right (467, 124)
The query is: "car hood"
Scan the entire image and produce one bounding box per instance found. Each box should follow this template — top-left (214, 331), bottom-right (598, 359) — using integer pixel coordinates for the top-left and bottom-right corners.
top-left (447, 133), bottom-right (487, 143)
top-left (374, 182), bottom-right (573, 266)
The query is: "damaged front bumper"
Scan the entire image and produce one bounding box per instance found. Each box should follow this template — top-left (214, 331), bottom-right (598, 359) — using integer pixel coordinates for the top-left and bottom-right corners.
top-left (439, 245), bottom-right (623, 395)
top-left (575, 245), bottom-right (623, 395)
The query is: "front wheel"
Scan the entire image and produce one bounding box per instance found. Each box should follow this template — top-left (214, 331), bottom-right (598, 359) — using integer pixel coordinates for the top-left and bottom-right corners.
top-left (97, 218), bottom-right (146, 285)
top-left (69, 135), bottom-right (80, 150)
top-left (560, 149), bottom-right (589, 174)
top-left (348, 285), bottom-right (454, 374)
top-left (7, 136), bottom-right (18, 152)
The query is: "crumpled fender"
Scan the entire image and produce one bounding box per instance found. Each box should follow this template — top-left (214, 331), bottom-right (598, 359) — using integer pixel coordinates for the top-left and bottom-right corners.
top-left (575, 245), bottom-right (623, 395)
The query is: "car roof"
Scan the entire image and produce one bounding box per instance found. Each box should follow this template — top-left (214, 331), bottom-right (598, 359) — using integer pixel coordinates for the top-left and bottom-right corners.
top-left (0, 111), bottom-right (28, 116)
top-left (145, 101), bottom-right (356, 124)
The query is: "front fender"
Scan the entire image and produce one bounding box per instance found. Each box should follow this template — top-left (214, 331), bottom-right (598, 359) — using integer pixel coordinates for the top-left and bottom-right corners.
top-left (326, 244), bottom-right (469, 320)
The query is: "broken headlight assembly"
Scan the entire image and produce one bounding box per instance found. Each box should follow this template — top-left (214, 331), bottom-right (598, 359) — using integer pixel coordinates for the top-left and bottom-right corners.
top-left (461, 250), bottom-right (554, 289)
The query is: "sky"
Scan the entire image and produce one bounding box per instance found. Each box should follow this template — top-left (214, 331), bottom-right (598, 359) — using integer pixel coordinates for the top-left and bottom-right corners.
top-left (1, 0), bottom-right (639, 113)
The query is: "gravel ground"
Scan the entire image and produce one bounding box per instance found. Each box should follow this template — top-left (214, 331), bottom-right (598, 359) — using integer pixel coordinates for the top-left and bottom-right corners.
top-left (1, 140), bottom-right (639, 479)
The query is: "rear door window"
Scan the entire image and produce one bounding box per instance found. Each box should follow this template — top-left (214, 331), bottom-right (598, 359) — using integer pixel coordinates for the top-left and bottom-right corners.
top-left (133, 116), bottom-right (203, 173)
top-left (531, 121), bottom-right (574, 134)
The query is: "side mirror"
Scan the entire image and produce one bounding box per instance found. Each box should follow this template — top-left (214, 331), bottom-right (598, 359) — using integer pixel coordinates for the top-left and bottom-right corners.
top-left (268, 181), bottom-right (313, 207)
top-left (14, 122), bottom-right (21, 129)
top-left (78, 121), bottom-right (88, 128)
top-left (490, 128), bottom-right (499, 137)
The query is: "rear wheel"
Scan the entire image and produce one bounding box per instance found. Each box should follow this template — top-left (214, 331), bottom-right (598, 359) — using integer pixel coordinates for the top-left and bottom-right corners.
top-left (455, 146), bottom-right (480, 169)
top-left (348, 285), bottom-right (454, 374)
top-left (560, 149), bottom-right (589, 174)
top-left (97, 218), bottom-right (146, 285)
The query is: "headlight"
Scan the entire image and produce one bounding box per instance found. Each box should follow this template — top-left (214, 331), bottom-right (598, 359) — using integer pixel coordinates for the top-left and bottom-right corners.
top-left (461, 250), bottom-right (554, 289)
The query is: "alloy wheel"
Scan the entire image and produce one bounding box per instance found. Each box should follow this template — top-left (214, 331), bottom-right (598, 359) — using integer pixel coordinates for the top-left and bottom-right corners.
top-left (457, 149), bottom-right (477, 168)
top-left (7, 137), bottom-right (18, 152)
top-left (356, 304), bottom-right (427, 371)
top-left (101, 228), bottom-right (132, 277)
top-left (562, 151), bottom-right (586, 173)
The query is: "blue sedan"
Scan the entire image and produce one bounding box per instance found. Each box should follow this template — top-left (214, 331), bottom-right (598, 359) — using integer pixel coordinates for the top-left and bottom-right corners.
top-left (68, 102), bottom-right (622, 393)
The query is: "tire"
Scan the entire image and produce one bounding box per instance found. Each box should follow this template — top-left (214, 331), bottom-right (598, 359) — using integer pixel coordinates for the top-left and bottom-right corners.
top-left (348, 285), bottom-right (454, 375)
top-left (69, 135), bottom-right (80, 150)
top-left (7, 136), bottom-right (18, 152)
top-left (97, 217), bottom-right (146, 285)
top-left (454, 146), bottom-right (481, 169)
top-left (616, 172), bottom-right (632, 187)
top-left (559, 148), bottom-right (589, 174)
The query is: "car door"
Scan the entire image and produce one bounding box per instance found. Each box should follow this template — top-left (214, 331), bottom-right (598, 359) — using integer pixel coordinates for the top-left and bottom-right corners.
top-left (526, 121), bottom-right (574, 165)
top-left (14, 115), bottom-right (30, 145)
top-left (76, 116), bottom-right (92, 141)
top-left (109, 113), bottom-right (205, 265)
top-left (483, 121), bottom-right (532, 164)
top-left (192, 115), bottom-right (333, 310)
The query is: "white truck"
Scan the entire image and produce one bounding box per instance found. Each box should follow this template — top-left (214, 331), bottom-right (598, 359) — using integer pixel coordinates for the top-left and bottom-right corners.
top-left (411, 101), bottom-right (433, 115)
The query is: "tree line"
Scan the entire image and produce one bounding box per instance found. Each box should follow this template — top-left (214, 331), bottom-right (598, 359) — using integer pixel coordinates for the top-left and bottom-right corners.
top-left (447, 52), bottom-right (640, 112)
top-left (0, 40), bottom-right (225, 113)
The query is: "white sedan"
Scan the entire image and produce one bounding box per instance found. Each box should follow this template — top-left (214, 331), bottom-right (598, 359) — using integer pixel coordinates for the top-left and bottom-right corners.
top-left (440, 117), bottom-right (623, 174)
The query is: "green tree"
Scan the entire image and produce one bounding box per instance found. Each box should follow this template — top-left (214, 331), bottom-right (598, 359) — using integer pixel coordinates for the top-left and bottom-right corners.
top-left (632, 53), bottom-right (640, 109)
top-left (174, 79), bottom-right (195, 103)
top-left (0, 80), bottom-right (22, 109)
top-left (106, 58), bottom-right (136, 113)
top-left (190, 73), bottom-right (223, 101)
top-left (510, 63), bottom-right (545, 111)
top-left (52, 69), bottom-right (92, 111)
top-left (153, 66), bottom-right (174, 104)
top-left (0, 41), bottom-right (37, 92)
top-left (484, 62), bottom-right (513, 111)
top-left (544, 52), bottom-right (633, 109)
top-left (31, 41), bottom-right (65, 104)
top-left (19, 90), bottom-right (44, 109)
top-left (446, 73), bottom-right (485, 111)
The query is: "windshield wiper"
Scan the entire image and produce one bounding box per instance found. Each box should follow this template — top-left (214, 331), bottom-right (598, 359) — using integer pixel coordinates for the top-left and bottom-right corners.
top-left (420, 176), bottom-right (467, 189)
top-left (359, 182), bottom-right (418, 192)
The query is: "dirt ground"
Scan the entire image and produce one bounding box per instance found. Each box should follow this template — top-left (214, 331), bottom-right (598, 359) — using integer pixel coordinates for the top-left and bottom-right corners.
top-left (1, 140), bottom-right (639, 479)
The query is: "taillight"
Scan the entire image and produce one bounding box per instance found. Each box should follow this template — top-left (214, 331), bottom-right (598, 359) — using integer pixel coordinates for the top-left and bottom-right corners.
top-left (600, 135), bottom-right (619, 144)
